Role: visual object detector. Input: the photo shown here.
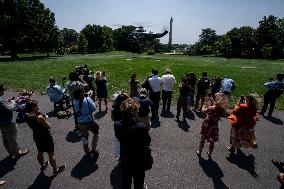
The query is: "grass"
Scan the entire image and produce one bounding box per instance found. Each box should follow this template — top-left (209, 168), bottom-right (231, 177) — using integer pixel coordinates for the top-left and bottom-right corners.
top-left (0, 52), bottom-right (284, 108)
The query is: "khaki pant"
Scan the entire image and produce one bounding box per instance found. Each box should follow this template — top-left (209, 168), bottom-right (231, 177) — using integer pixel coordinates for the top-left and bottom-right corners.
top-left (78, 124), bottom-right (99, 151)
top-left (138, 116), bottom-right (151, 130)
top-left (0, 122), bottom-right (20, 155)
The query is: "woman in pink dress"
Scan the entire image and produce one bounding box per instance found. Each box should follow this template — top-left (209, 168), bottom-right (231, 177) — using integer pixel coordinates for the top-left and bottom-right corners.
top-left (196, 92), bottom-right (228, 158)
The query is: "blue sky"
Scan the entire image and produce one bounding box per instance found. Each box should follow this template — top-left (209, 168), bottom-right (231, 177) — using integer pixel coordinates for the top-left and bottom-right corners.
top-left (41, 0), bottom-right (284, 44)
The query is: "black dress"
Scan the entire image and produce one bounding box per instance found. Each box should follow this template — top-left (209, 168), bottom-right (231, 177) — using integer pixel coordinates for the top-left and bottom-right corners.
top-left (25, 114), bottom-right (54, 153)
top-left (95, 78), bottom-right (108, 98)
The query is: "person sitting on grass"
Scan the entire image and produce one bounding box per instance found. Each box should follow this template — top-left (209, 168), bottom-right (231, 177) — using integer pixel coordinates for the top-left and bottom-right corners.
top-left (25, 100), bottom-right (66, 175)
top-left (196, 92), bottom-right (228, 158)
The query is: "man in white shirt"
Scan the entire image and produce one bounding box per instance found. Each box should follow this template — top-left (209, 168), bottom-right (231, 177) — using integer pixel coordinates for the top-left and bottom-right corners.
top-left (161, 68), bottom-right (176, 112)
top-left (148, 69), bottom-right (162, 119)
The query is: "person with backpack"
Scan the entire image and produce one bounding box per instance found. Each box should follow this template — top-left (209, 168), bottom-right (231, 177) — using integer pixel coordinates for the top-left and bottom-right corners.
top-left (72, 88), bottom-right (99, 157)
top-left (194, 72), bottom-right (210, 111)
top-left (134, 88), bottom-right (153, 130)
top-left (176, 77), bottom-right (191, 121)
top-left (260, 74), bottom-right (284, 117)
top-left (46, 77), bottom-right (64, 113)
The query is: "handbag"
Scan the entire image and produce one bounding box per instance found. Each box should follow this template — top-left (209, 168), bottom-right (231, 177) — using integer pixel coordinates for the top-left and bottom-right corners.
top-left (86, 97), bottom-right (99, 135)
top-left (144, 146), bottom-right (153, 171)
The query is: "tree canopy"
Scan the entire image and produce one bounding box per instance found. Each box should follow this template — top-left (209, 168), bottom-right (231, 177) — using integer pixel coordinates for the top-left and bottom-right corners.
top-left (0, 0), bottom-right (60, 58)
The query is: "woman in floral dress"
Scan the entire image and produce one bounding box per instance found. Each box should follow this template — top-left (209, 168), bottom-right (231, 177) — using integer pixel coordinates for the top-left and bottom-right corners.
top-left (196, 92), bottom-right (228, 157)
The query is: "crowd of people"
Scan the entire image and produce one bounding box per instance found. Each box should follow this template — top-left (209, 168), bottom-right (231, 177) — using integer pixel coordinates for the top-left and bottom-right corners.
top-left (0, 66), bottom-right (284, 188)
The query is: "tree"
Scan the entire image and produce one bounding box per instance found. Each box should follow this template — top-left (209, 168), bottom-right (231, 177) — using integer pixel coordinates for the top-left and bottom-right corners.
top-left (60, 28), bottom-right (78, 49)
top-left (0, 0), bottom-right (59, 58)
top-left (255, 15), bottom-right (281, 58)
top-left (77, 33), bottom-right (87, 54)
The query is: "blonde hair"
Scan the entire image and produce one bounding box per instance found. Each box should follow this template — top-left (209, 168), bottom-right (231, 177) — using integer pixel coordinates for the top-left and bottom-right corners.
top-left (247, 93), bottom-right (260, 109)
top-left (215, 92), bottom-right (229, 110)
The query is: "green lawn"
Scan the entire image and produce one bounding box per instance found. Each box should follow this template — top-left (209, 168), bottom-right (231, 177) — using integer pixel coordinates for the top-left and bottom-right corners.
top-left (0, 52), bottom-right (284, 108)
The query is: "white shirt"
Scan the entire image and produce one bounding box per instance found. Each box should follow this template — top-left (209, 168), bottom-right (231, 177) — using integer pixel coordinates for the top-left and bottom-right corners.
top-left (148, 75), bottom-right (162, 92)
top-left (161, 74), bottom-right (176, 91)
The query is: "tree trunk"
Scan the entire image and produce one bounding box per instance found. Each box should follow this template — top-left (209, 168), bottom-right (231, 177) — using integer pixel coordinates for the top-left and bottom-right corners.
top-left (10, 50), bottom-right (19, 59)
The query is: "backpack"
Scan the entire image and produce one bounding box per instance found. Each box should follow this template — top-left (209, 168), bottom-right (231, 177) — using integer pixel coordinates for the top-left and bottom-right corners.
top-left (142, 76), bottom-right (153, 92)
top-left (136, 96), bottom-right (151, 117)
top-left (197, 78), bottom-right (210, 90)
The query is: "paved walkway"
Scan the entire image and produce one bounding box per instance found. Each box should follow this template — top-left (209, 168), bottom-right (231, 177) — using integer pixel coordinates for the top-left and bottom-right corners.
top-left (0, 91), bottom-right (283, 189)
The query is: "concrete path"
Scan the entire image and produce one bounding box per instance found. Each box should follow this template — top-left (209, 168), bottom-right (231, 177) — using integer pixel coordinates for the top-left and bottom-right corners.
top-left (0, 91), bottom-right (283, 189)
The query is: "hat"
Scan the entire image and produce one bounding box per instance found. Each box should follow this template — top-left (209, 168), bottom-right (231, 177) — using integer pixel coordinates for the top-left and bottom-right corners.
top-left (49, 77), bottom-right (56, 83)
top-left (140, 88), bottom-right (148, 96)
top-left (165, 68), bottom-right (171, 74)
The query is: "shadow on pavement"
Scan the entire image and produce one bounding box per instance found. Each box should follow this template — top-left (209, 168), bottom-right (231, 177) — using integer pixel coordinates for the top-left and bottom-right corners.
top-left (195, 111), bottom-right (207, 119)
top-left (94, 111), bottom-right (107, 120)
top-left (65, 130), bottom-right (81, 143)
top-left (0, 156), bottom-right (18, 177)
top-left (110, 165), bottom-right (122, 189)
top-left (160, 111), bottom-right (175, 118)
top-left (198, 157), bottom-right (229, 189)
top-left (176, 119), bottom-right (190, 132)
top-left (226, 149), bottom-right (258, 178)
top-left (46, 111), bottom-right (57, 118)
top-left (71, 155), bottom-right (98, 180)
top-left (27, 172), bottom-right (55, 189)
top-left (263, 116), bottom-right (283, 125)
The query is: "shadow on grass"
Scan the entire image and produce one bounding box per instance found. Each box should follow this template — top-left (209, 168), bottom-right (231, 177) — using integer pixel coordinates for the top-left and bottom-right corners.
top-left (27, 172), bottom-right (56, 189)
top-left (226, 149), bottom-right (258, 178)
top-left (110, 165), bottom-right (122, 189)
top-left (263, 115), bottom-right (283, 125)
top-left (0, 55), bottom-right (61, 63)
top-left (71, 154), bottom-right (99, 180)
top-left (198, 157), bottom-right (229, 189)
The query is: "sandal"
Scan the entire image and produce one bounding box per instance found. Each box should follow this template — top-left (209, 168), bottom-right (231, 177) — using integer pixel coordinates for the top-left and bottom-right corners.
top-left (53, 165), bottom-right (66, 175)
top-left (196, 151), bottom-right (201, 157)
top-left (40, 161), bottom-right (49, 171)
top-left (15, 149), bottom-right (29, 158)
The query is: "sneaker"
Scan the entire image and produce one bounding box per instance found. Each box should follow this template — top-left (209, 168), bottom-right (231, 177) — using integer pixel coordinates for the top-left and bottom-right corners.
top-left (40, 161), bottom-right (49, 171)
top-left (143, 183), bottom-right (148, 189)
top-left (53, 165), bottom-right (66, 175)
top-left (0, 181), bottom-right (7, 186)
top-left (196, 151), bottom-right (201, 157)
top-left (15, 149), bottom-right (29, 158)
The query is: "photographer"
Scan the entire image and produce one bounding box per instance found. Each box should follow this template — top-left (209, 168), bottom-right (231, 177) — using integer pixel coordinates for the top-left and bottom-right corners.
top-left (260, 73), bottom-right (284, 117)
top-left (0, 84), bottom-right (29, 158)
top-left (227, 94), bottom-right (259, 153)
top-left (72, 88), bottom-right (99, 156)
top-left (46, 77), bottom-right (64, 113)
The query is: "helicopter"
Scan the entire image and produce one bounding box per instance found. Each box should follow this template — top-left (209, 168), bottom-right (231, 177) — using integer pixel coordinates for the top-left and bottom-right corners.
top-left (131, 26), bottom-right (168, 40)
top-left (132, 26), bottom-right (168, 39)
